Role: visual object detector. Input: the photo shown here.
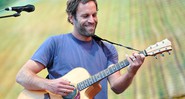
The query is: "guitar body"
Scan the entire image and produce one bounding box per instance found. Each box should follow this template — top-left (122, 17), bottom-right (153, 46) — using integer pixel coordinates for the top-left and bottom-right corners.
top-left (18, 67), bottom-right (102, 99)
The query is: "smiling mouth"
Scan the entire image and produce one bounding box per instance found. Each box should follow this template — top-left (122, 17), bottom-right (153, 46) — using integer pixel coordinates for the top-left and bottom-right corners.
top-left (86, 25), bottom-right (95, 29)
top-left (87, 27), bottom-right (95, 32)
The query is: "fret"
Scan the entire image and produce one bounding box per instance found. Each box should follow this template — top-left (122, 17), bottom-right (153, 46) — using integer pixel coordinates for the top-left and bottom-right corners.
top-left (113, 65), bottom-right (118, 71)
top-left (98, 72), bottom-right (102, 79)
top-left (91, 77), bottom-right (95, 84)
top-left (77, 83), bottom-right (81, 90)
top-left (78, 82), bottom-right (84, 91)
top-left (123, 60), bottom-right (127, 68)
top-left (78, 80), bottom-right (89, 91)
top-left (81, 82), bottom-right (86, 89)
top-left (108, 67), bottom-right (113, 74)
top-left (84, 80), bottom-right (89, 87)
top-left (125, 60), bottom-right (129, 66)
top-left (95, 74), bottom-right (101, 81)
top-left (110, 66), bottom-right (116, 73)
top-left (101, 71), bottom-right (106, 78)
top-left (92, 75), bottom-right (97, 82)
top-left (120, 60), bottom-right (129, 68)
top-left (106, 69), bottom-right (110, 75)
top-left (119, 61), bottom-right (125, 68)
top-left (87, 78), bottom-right (94, 85)
top-left (84, 80), bottom-right (88, 89)
top-left (80, 83), bottom-right (84, 90)
top-left (101, 70), bottom-right (106, 78)
top-left (116, 63), bottom-right (122, 70)
top-left (114, 64), bottom-right (119, 72)
top-left (98, 72), bottom-right (103, 79)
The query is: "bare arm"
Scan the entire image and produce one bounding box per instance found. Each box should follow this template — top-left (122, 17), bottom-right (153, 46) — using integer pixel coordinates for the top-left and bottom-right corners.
top-left (16, 60), bottom-right (75, 96)
top-left (108, 53), bottom-right (145, 94)
top-left (16, 60), bottom-right (46, 90)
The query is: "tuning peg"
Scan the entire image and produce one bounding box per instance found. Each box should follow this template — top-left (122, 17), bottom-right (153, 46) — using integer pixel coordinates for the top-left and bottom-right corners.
top-left (154, 56), bottom-right (158, 59)
top-left (161, 53), bottom-right (164, 57)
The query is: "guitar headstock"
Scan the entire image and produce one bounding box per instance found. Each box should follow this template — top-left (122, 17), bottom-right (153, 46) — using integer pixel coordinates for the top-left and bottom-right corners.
top-left (144, 39), bottom-right (172, 57)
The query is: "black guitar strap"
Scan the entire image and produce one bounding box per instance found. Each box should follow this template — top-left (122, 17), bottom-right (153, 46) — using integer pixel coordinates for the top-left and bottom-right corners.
top-left (92, 35), bottom-right (140, 52)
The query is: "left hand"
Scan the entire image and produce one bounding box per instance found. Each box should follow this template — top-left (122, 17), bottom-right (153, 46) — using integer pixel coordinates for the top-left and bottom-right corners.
top-left (126, 52), bottom-right (145, 76)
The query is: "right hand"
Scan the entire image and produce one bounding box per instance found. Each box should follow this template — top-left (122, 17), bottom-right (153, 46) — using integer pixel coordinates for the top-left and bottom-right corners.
top-left (46, 77), bottom-right (75, 96)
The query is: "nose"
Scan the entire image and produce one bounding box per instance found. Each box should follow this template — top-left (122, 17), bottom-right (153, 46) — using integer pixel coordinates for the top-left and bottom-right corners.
top-left (88, 15), bottom-right (96, 24)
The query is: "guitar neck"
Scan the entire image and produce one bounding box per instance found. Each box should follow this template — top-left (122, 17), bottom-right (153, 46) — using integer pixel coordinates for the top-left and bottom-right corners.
top-left (77, 50), bottom-right (147, 91)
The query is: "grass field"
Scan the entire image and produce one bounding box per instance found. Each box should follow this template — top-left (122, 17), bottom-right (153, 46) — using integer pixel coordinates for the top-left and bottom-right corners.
top-left (0, 0), bottom-right (185, 99)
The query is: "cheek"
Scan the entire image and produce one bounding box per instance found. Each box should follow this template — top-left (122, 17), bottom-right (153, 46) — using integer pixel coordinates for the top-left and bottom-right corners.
top-left (95, 18), bottom-right (98, 22)
top-left (74, 19), bottom-right (84, 26)
top-left (95, 19), bottom-right (98, 25)
top-left (80, 20), bottom-right (88, 26)
top-left (93, 16), bottom-right (98, 22)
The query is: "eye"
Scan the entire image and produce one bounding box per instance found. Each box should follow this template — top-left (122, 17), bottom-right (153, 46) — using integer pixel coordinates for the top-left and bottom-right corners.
top-left (82, 14), bottom-right (89, 18)
top-left (92, 13), bottom-right (97, 18)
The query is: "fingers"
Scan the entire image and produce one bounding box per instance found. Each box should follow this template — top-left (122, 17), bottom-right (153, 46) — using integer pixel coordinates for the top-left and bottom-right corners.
top-left (49, 78), bottom-right (75, 96)
top-left (133, 53), bottom-right (141, 64)
top-left (58, 79), bottom-right (75, 94)
top-left (59, 91), bottom-right (68, 96)
top-left (140, 53), bottom-right (145, 61)
top-left (55, 85), bottom-right (75, 96)
top-left (58, 84), bottom-right (75, 90)
top-left (58, 88), bottom-right (74, 96)
top-left (126, 54), bottom-right (136, 64)
top-left (126, 53), bottom-right (145, 66)
top-left (131, 55), bottom-right (136, 61)
top-left (60, 88), bottom-right (74, 93)
top-left (59, 78), bottom-right (71, 85)
top-left (134, 53), bottom-right (145, 63)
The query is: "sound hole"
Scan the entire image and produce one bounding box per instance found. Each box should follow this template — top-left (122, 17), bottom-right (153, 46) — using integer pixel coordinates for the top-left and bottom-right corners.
top-left (63, 86), bottom-right (80, 99)
top-left (44, 93), bottom-right (50, 99)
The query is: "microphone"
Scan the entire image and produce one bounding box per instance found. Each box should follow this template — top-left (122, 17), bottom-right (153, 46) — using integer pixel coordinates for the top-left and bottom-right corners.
top-left (5, 4), bottom-right (35, 13)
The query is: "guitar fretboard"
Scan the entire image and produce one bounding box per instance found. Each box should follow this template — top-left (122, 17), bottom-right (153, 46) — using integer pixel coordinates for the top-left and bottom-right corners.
top-left (77, 59), bottom-right (129, 91)
top-left (77, 50), bottom-right (147, 91)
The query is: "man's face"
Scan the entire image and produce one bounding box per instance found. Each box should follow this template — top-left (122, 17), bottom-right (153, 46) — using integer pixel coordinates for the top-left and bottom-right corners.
top-left (73, 1), bottom-right (98, 37)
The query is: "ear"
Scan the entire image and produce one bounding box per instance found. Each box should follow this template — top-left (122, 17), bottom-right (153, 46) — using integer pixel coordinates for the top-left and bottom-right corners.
top-left (68, 14), bottom-right (74, 24)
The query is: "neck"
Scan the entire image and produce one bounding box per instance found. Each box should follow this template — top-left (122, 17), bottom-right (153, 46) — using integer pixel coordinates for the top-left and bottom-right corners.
top-left (72, 30), bottom-right (92, 42)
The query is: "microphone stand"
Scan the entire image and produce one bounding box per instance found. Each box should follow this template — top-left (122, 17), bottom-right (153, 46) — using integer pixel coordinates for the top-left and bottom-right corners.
top-left (0, 9), bottom-right (21, 19)
top-left (0, 12), bottom-right (20, 19)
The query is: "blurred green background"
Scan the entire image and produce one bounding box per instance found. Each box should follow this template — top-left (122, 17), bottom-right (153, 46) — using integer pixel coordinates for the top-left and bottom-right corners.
top-left (0, 0), bottom-right (185, 99)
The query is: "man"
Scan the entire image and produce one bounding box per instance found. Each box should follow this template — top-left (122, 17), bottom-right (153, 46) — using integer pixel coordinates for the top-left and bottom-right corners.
top-left (16, 0), bottom-right (145, 99)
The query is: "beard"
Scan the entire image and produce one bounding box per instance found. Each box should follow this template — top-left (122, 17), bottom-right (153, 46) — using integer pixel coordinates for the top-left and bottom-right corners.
top-left (74, 19), bottom-right (97, 37)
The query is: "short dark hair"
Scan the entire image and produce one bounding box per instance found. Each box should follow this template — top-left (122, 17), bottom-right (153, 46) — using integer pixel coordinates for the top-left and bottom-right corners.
top-left (66, 0), bottom-right (98, 24)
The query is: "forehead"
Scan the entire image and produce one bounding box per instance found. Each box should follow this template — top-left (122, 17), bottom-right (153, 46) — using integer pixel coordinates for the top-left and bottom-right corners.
top-left (76, 1), bottom-right (97, 15)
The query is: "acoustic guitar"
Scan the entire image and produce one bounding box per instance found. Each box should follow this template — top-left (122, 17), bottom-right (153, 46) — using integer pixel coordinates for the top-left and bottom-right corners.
top-left (18, 39), bottom-right (172, 99)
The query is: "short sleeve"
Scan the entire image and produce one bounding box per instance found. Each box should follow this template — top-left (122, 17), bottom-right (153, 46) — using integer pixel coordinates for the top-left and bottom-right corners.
top-left (31, 36), bottom-right (56, 67)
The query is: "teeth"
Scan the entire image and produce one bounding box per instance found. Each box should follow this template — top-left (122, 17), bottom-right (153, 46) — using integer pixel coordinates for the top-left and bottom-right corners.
top-left (87, 26), bottom-right (94, 27)
top-left (87, 26), bottom-right (94, 29)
